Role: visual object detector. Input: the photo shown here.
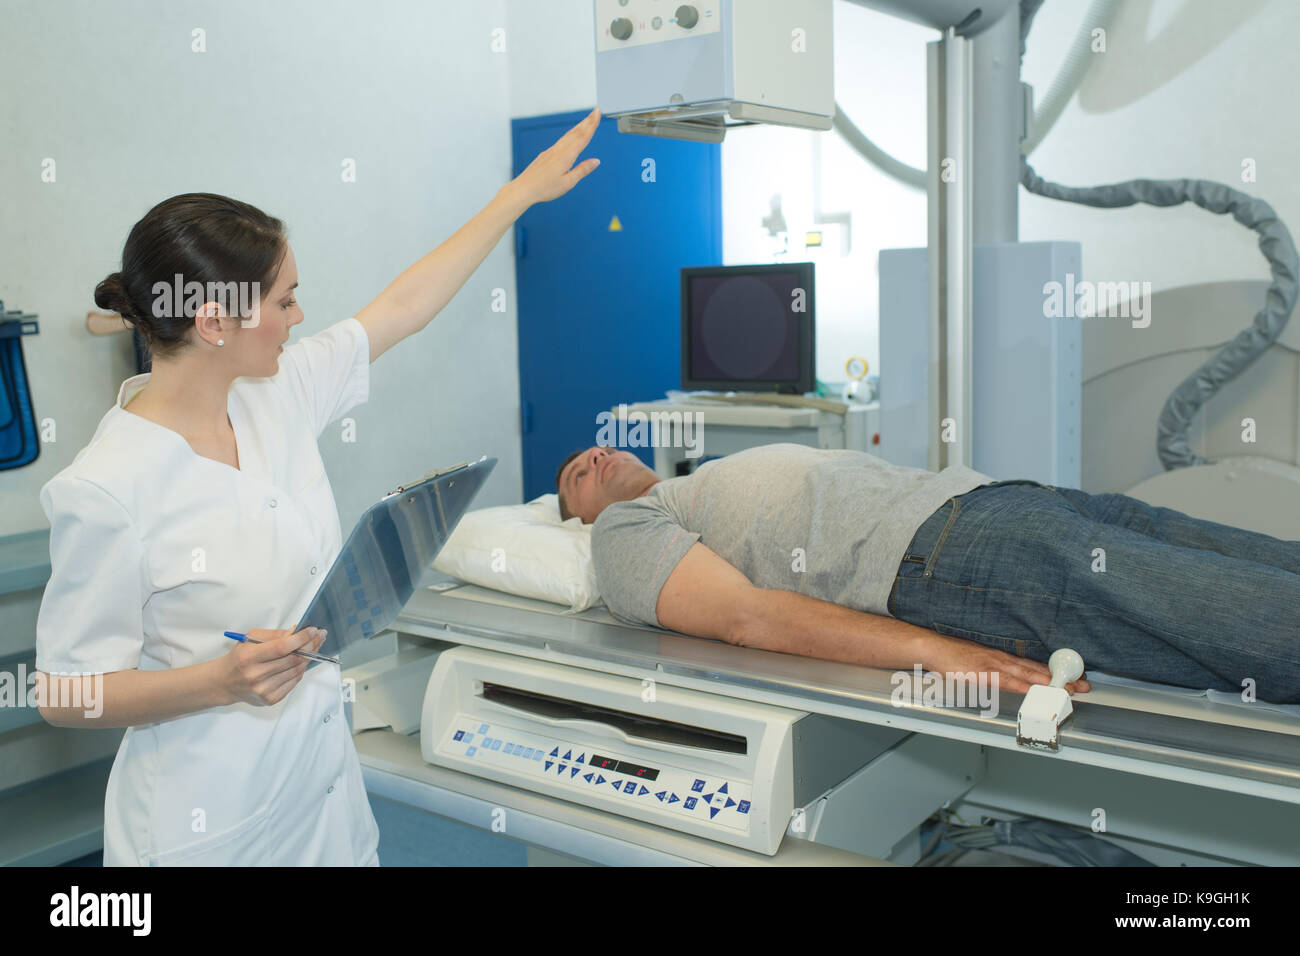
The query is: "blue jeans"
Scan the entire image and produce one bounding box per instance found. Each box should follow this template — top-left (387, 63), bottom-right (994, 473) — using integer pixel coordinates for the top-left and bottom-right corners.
top-left (887, 480), bottom-right (1300, 703)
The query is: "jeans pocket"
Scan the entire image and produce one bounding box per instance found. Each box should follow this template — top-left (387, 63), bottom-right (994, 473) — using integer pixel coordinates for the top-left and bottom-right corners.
top-left (931, 621), bottom-right (1041, 658)
top-left (922, 497), bottom-right (962, 579)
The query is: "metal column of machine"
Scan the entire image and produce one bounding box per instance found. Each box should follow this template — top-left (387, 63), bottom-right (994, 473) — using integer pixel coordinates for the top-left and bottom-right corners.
top-left (926, 29), bottom-right (972, 473)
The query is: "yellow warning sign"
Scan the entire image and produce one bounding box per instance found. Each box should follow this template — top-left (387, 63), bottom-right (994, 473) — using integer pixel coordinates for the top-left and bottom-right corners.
top-left (609, 215), bottom-right (623, 232)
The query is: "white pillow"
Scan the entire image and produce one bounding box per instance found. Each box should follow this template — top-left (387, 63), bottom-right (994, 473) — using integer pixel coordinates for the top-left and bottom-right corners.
top-left (432, 493), bottom-right (602, 612)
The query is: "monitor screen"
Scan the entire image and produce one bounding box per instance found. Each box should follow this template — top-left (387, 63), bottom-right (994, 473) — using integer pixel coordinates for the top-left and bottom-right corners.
top-left (681, 263), bottom-right (814, 393)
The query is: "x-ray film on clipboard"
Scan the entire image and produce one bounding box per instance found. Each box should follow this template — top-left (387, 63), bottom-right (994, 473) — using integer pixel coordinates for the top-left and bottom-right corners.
top-left (295, 456), bottom-right (496, 666)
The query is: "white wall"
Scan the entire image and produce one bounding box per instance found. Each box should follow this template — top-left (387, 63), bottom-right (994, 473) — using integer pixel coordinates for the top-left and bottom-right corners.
top-left (0, 0), bottom-right (528, 537)
top-left (507, 0), bottom-right (598, 118)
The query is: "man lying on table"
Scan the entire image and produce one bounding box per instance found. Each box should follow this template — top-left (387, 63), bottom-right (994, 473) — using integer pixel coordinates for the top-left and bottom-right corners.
top-left (555, 443), bottom-right (1300, 704)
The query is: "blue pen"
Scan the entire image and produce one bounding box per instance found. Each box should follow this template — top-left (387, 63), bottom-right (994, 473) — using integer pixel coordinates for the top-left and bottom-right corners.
top-left (224, 630), bottom-right (340, 665)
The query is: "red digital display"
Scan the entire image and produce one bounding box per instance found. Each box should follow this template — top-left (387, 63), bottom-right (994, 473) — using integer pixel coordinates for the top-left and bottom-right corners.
top-left (589, 753), bottom-right (660, 781)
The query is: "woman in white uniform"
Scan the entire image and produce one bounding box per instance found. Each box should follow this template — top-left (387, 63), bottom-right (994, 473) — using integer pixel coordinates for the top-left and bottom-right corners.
top-left (34, 109), bottom-right (602, 866)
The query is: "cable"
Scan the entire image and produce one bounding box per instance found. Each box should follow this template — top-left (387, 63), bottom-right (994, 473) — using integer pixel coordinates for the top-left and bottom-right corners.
top-left (1021, 158), bottom-right (1299, 469)
top-left (918, 814), bottom-right (1156, 866)
top-left (832, 101), bottom-right (926, 190)
top-left (832, 0), bottom-right (1120, 188)
top-left (1020, 0), bottom-right (1123, 154)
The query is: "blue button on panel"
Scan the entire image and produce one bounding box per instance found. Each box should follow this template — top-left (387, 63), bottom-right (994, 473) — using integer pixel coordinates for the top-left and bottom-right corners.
top-left (571, 767), bottom-right (581, 778)
top-left (478, 723), bottom-right (489, 734)
top-left (725, 797), bottom-right (736, 809)
top-left (584, 773), bottom-right (594, 783)
top-left (453, 730), bottom-right (464, 741)
top-left (490, 740), bottom-right (501, 750)
top-left (533, 752), bottom-right (543, 761)
top-left (504, 743), bottom-right (515, 755)
top-left (737, 800), bottom-right (751, 814)
top-left (668, 794), bottom-right (680, 804)
top-left (466, 746), bottom-right (477, 757)
top-left (545, 761), bottom-right (554, 771)
top-left (691, 779), bottom-right (705, 793)
top-left (684, 797), bottom-right (697, 810)
top-left (718, 783), bottom-right (729, 794)
top-left (623, 781), bottom-right (636, 794)
top-left (638, 785), bottom-right (649, 796)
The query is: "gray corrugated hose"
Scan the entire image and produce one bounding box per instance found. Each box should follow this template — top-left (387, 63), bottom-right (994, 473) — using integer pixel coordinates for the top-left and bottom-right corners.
top-left (1021, 158), bottom-right (1299, 469)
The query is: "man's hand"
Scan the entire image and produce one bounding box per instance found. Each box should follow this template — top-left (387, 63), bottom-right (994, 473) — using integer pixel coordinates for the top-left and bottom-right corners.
top-left (919, 631), bottom-right (1091, 696)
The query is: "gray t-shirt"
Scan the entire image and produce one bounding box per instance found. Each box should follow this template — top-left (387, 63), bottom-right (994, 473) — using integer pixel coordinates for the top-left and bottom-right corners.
top-left (591, 443), bottom-right (993, 628)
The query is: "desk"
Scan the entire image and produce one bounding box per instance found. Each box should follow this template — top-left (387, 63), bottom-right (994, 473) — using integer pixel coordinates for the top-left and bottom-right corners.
top-left (612, 400), bottom-right (879, 478)
top-left (0, 529), bottom-right (50, 595)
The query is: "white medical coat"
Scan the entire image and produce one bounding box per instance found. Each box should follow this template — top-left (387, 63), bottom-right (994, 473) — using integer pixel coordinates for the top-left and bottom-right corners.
top-left (35, 318), bottom-right (381, 866)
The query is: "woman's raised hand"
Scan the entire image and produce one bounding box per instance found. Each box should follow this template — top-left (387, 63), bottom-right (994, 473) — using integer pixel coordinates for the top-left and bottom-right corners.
top-left (509, 108), bottom-right (602, 206)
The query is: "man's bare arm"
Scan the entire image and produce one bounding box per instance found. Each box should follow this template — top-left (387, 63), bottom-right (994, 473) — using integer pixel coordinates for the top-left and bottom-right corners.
top-left (654, 542), bottom-right (1090, 694)
top-left (655, 542), bottom-right (939, 669)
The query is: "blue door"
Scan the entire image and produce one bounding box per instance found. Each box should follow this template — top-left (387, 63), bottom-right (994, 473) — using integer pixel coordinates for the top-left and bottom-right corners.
top-left (512, 110), bottom-right (722, 502)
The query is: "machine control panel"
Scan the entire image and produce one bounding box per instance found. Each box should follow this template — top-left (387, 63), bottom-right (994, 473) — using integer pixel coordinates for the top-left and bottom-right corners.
top-left (441, 714), bottom-right (754, 832)
top-left (595, 0), bottom-right (721, 51)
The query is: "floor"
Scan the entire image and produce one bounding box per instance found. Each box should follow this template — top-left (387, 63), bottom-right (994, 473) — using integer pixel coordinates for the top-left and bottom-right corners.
top-left (60, 795), bottom-right (528, 867)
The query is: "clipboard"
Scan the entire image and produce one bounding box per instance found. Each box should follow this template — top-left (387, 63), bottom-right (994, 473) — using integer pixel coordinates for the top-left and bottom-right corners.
top-left (295, 455), bottom-right (496, 666)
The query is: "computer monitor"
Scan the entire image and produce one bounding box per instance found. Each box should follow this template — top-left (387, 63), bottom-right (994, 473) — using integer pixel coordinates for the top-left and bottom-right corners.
top-left (680, 262), bottom-right (815, 394)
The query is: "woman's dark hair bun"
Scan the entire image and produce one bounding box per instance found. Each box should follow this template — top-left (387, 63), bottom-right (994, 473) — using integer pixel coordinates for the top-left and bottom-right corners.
top-left (93, 272), bottom-right (139, 321)
top-left (94, 194), bottom-right (286, 358)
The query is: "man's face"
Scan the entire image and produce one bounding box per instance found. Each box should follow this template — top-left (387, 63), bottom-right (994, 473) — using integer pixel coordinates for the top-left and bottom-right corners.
top-left (559, 447), bottom-right (659, 523)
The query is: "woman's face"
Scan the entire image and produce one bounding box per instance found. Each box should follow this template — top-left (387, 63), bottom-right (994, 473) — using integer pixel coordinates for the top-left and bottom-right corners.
top-left (239, 244), bottom-right (304, 377)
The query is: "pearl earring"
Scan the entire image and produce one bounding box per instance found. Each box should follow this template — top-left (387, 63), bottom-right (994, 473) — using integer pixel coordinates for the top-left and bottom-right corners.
top-left (217, 339), bottom-right (225, 347)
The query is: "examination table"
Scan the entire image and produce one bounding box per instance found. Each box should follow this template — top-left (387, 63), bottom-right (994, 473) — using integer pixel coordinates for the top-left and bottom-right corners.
top-left (349, 582), bottom-right (1300, 867)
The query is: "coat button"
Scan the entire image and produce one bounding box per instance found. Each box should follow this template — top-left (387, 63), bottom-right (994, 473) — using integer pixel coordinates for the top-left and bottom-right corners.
top-left (327, 785), bottom-right (335, 794)
top-left (310, 566), bottom-right (318, 575)
top-left (269, 498), bottom-right (278, 508)
top-left (324, 713), bottom-right (331, 723)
